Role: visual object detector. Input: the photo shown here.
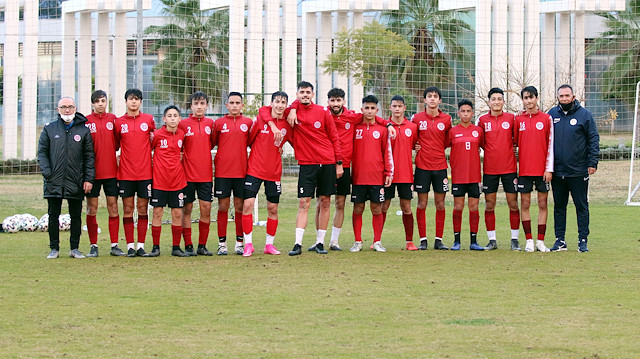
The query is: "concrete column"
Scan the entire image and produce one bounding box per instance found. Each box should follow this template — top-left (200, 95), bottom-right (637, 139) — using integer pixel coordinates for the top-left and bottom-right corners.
top-left (62, 12), bottom-right (76, 98)
top-left (556, 13), bottom-right (571, 86)
top-left (229, 0), bottom-right (244, 93)
top-left (349, 12), bottom-right (364, 110)
top-left (95, 12), bottom-right (111, 101)
top-left (508, 0), bottom-right (524, 110)
top-left (525, 0), bottom-right (541, 100)
top-left (281, 0), bottom-right (297, 102)
top-left (541, 13), bottom-right (556, 108)
top-left (263, 0), bottom-right (279, 104)
top-left (574, 12), bottom-right (585, 102)
top-left (78, 12), bottom-right (93, 114)
top-left (302, 12), bottom-right (317, 94)
top-left (492, 0), bottom-right (508, 97)
top-left (22, 0), bottom-right (39, 159)
top-left (113, 12), bottom-right (127, 116)
top-left (317, 12), bottom-right (333, 102)
top-left (2, 0), bottom-right (19, 159)
top-left (475, 1), bottom-right (492, 112)
top-left (246, 0), bottom-right (262, 104)
top-left (333, 11), bottom-right (349, 101)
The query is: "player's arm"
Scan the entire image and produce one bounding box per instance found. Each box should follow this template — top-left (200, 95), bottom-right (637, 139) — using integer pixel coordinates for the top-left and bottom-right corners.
top-left (210, 121), bottom-right (219, 149)
top-left (286, 99), bottom-right (301, 127)
top-left (37, 126), bottom-right (52, 179)
top-left (543, 115), bottom-right (554, 182)
top-left (382, 128), bottom-right (394, 187)
top-left (585, 111), bottom-right (600, 174)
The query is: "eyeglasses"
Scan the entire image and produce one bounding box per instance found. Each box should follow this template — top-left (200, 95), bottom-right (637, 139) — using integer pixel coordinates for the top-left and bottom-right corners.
top-left (58, 106), bottom-right (76, 111)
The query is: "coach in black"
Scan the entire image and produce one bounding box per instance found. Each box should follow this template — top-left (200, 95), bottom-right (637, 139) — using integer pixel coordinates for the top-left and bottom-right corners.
top-left (38, 97), bottom-right (95, 259)
top-left (548, 85), bottom-right (599, 252)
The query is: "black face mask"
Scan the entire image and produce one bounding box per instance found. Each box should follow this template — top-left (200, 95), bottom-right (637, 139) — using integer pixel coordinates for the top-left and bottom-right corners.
top-left (560, 102), bottom-right (573, 112)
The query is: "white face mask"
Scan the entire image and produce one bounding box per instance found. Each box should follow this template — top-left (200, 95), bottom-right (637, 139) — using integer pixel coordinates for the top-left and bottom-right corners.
top-left (61, 114), bottom-right (75, 123)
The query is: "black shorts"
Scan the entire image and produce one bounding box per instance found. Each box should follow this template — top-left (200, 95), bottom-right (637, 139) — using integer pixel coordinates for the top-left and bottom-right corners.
top-left (184, 181), bottom-right (213, 203)
top-left (482, 173), bottom-right (518, 194)
top-left (86, 178), bottom-right (118, 198)
top-left (384, 183), bottom-right (414, 200)
top-left (451, 183), bottom-right (482, 198)
top-left (414, 168), bottom-right (449, 193)
top-left (298, 164), bottom-right (337, 198)
top-left (118, 179), bottom-right (152, 199)
top-left (335, 167), bottom-right (351, 196)
top-left (244, 175), bottom-right (282, 204)
top-left (517, 176), bottom-right (550, 193)
top-left (351, 184), bottom-right (385, 204)
top-left (151, 188), bottom-right (186, 208)
top-left (214, 177), bottom-right (245, 199)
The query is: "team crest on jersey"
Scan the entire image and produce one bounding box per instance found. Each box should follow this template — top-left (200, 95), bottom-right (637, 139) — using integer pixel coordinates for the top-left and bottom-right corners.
top-left (106, 122), bottom-right (114, 131)
top-left (121, 124), bottom-right (129, 133)
top-left (140, 123), bottom-right (149, 131)
top-left (177, 139), bottom-right (183, 148)
top-left (501, 121), bottom-right (510, 130)
top-left (205, 126), bottom-right (211, 135)
top-left (372, 130), bottom-right (381, 139)
top-left (240, 124), bottom-right (248, 132)
top-left (345, 123), bottom-right (350, 130)
top-left (281, 128), bottom-right (287, 136)
top-left (404, 128), bottom-right (412, 137)
top-left (314, 121), bottom-right (321, 129)
top-left (437, 123), bottom-right (445, 131)
top-left (472, 130), bottom-right (479, 137)
top-left (535, 122), bottom-right (544, 130)
top-left (570, 118), bottom-right (577, 126)
top-left (74, 135), bottom-right (81, 142)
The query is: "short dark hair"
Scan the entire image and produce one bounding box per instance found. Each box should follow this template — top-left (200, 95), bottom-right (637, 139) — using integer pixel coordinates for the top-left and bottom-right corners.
top-left (423, 86), bottom-right (441, 99)
top-left (271, 91), bottom-right (288, 103)
top-left (327, 88), bottom-right (345, 99)
top-left (163, 105), bottom-right (180, 116)
top-left (390, 95), bottom-right (405, 104)
top-left (91, 90), bottom-right (107, 104)
top-left (124, 88), bottom-right (143, 100)
top-left (488, 87), bottom-right (504, 99)
top-left (190, 91), bottom-right (209, 104)
top-left (362, 95), bottom-right (379, 105)
top-left (557, 84), bottom-right (574, 94)
top-left (521, 86), bottom-right (538, 98)
top-left (297, 81), bottom-right (314, 91)
top-left (458, 99), bottom-right (474, 110)
top-left (227, 92), bottom-right (243, 102)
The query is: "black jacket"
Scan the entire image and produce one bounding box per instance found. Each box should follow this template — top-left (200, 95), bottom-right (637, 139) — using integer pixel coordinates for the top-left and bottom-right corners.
top-left (548, 100), bottom-right (600, 177)
top-left (37, 113), bottom-right (95, 199)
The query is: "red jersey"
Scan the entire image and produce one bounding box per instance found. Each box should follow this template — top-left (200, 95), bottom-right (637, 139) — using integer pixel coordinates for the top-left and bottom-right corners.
top-left (447, 123), bottom-right (484, 184)
top-left (514, 111), bottom-right (554, 176)
top-left (151, 126), bottom-right (187, 191)
top-left (114, 112), bottom-right (155, 181)
top-left (388, 118), bottom-right (418, 183)
top-left (178, 115), bottom-right (214, 182)
top-left (248, 107), bottom-right (294, 182)
top-left (476, 112), bottom-right (517, 175)
top-left (86, 111), bottom-right (118, 180)
top-left (351, 119), bottom-right (394, 185)
top-left (211, 114), bottom-right (252, 178)
top-left (331, 108), bottom-right (360, 168)
top-left (288, 99), bottom-right (342, 165)
top-left (412, 109), bottom-right (452, 171)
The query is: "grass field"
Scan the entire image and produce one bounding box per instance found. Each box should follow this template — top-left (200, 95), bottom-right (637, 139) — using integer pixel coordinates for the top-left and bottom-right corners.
top-left (1, 161), bottom-right (639, 358)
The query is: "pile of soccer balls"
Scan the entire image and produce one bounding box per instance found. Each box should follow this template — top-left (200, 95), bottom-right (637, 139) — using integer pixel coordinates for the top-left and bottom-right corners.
top-left (2, 213), bottom-right (71, 233)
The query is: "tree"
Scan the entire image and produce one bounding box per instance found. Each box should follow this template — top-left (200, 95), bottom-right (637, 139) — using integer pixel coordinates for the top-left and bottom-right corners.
top-left (145, 0), bottom-right (228, 108)
top-left (587, 0), bottom-right (640, 106)
top-left (321, 21), bottom-right (414, 113)
top-left (382, 0), bottom-right (472, 98)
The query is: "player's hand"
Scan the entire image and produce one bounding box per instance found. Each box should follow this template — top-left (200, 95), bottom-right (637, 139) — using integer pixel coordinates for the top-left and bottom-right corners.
top-left (387, 126), bottom-right (396, 139)
top-left (83, 182), bottom-right (93, 194)
top-left (287, 109), bottom-right (298, 127)
top-left (588, 167), bottom-right (597, 175)
top-left (414, 143), bottom-right (421, 151)
top-left (336, 164), bottom-right (344, 179)
top-left (269, 122), bottom-right (283, 145)
top-left (543, 171), bottom-right (553, 182)
top-left (279, 146), bottom-right (284, 155)
top-left (384, 176), bottom-right (392, 187)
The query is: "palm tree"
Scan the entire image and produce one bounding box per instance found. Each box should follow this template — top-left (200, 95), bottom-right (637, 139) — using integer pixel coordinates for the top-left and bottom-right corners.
top-left (587, 0), bottom-right (640, 106)
top-left (145, 0), bottom-right (228, 108)
top-left (382, 0), bottom-right (472, 99)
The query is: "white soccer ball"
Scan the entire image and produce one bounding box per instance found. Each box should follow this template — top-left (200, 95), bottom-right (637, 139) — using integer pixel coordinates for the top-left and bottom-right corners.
top-left (2, 215), bottom-right (20, 233)
top-left (38, 214), bottom-right (49, 232)
top-left (21, 214), bottom-right (39, 232)
top-left (59, 214), bottom-right (71, 231)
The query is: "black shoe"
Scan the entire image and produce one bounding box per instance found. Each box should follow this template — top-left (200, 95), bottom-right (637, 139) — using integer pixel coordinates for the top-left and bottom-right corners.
top-left (184, 245), bottom-right (197, 256)
top-left (434, 239), bottom-right (449, 250)
top-left (136, 248), bottom-right (149, 257)
top-left (511, 239), bottom-right (521, 251)
top-left (288, 244), bottom-right (302, 256)
top-left (315, 243), bottom-right (328, 254)
top-left (329, 243), bottom-right (342, 251)
top-left (87, 246), bottom-right (99, 257)
top-left (126, 248), bottom-right (136, 257)
top-left (172, 248), bottom-right (188, 257)
top-left (147, 245), bottom-right (161, 257)
top-left (485, 240), bottom-right (498, 251)
top-left (197, 245), bottom-right (213, 256)
top-left (110, 245), bottom-right (126, 257)
top-left (307, 243), bottom-right (317, 252)
top-left (417, 239), bottom-right (428, 250)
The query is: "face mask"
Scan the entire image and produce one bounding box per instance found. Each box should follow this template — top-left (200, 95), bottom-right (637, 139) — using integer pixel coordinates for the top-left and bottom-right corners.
top-left (61, 114), bottom-right (75, 123)
top-left (560, 102), bottom-right (573, 112)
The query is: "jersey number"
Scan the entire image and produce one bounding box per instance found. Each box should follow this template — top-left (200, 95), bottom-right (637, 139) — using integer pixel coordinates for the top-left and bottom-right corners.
top-left (465, 142), bottom-right (471, 150)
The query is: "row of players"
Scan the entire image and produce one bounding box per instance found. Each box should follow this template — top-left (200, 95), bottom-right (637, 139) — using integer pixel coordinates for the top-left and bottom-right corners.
top-left (43, 81), bottom-right (598, 258)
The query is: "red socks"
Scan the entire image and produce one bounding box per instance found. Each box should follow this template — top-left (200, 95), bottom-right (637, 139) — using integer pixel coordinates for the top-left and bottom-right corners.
top-left (453, 209), bottom-right (462, 233)
top-left (484, 210), bottom-right (495, 231)
top-left (171, 225), bottom-right (182, 246)
top-left (137, 215), bottom-right (148, 244)
top-left (242, 214), bottom-right (253, 235)
top-left (416, 207), bottom-right (426, 238)
top-left (108, 215), bottom-right (119, 244)
top-left (266, 218), bottom-right (278, 237)
top-left (198, 221), bottom-right (210, 245)
top-left (372, 213), bottom-right (383, 242)
top-left (152, 225), bottom-right (161, 246)
top-left (217, 211), bottom-right (228, 238)
top-left (381, 212), bottom-right (387, 227)
top-left (235, 211), bottom-right (243, 237)
top-left (182, 227), bottom-right (193, 246)
top-left (470, 210), bottom-right (479, 233)
top-left (435, 209), bottom-right (445, 238)
top-left (538, 224), bottom-right (546, 241)
top-left (402, 213), bottom-right (414, 241)
top-left (352, 213), bottom-right (363, 242)
top-left (123, 217), bottom-right (134, 244)
top-left (86, 215), bottom-right (98, 245)
top-left (510, 209), bottom-right (520, 230)
top-left (522, 219), bottom-right (532, 240)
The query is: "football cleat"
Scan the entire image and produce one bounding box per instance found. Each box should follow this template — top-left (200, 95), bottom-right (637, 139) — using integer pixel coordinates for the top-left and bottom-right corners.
top-left (314, 243), bottom-right (328, 254)
top-left (405, 241), bottom-right (419, 251)
top-left (197, 245), bottom-right (213, 256)
top-left (450, 242), bottom-right (461, 251)
top-left (126, 248), bottom-right (137, 257)
top-left (288, 244), bottom-right (302, 256)
top-left (136, 248), bottom-right (149, 257)
top-left (469, 243), bottom-right (486, 251)
top-left (417, 239), bottom-right (428, 250)
top-left (307, 243), bottom-right (317, 252)
top-left (550, 238), bottom-right (567, 252)
top-left (329, 243), bottom-right (342, 251)
top-left (535, 240), bottom-right (550, 252)
top-left (184, 245), bottom-right (197, 257)
top-left (578, 239), bottom-right (589, 253)
top-left (511, 239), bottom-right (521, 251)
top-left (171, 248), bottom-right (188, 257)
top-left (434, 239), bottom-right (449, 250)
top-left (46, 250), bottom-right (59, 259)
top-left (234, 242), bottom-right (244, 255)
top-left (372, 241), bottom-right (386, 252)
top-left (264, 244), bottom-right (281, 255)
top-left (524, 239), bottom-right (535, 252)
top-left (485, 240), bottom-right (497, 251)
top-left (147, 245), bottom-right (161, 257)
top-left (217, 242), bottom-right (228, 256)
top-left (242, 243), bottom-right (255, 257)
top-left (69, 249), bottom-right (86, 259)
top-left (86, 246), bottom-right (99, 257)
top-left (349, 241), bottom-right (363, 252)
top-left (110, 245), bottom-right (126, 257)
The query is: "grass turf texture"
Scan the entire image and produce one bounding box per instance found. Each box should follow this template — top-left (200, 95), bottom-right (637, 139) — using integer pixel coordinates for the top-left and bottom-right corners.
top-left (1, 161), bottom-right (639, 358)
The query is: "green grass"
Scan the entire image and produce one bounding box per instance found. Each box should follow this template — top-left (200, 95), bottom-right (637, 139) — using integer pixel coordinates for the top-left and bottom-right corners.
top-left (1, 161), bottom-right (639, 358)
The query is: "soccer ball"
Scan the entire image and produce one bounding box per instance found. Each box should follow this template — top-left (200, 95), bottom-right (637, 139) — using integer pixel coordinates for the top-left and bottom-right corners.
top-left (21, 214), bottom-right (39, 232)
top-left (38, 214), bottom-right (49, 232)
top-left (2, 215), bottom-right (20, 233)
top-left (58, 214), bottom-right (71, 231)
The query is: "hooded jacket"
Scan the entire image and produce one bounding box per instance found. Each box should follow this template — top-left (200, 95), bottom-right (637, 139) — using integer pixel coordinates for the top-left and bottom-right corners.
top-left (37, 113), bottom-right (95, 199)
top-left (548, 100), bottom-right (600, 177)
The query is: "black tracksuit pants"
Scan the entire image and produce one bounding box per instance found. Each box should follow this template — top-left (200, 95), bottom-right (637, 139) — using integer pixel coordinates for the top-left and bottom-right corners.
top-left (551, 176), bottom-right (590, 240)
